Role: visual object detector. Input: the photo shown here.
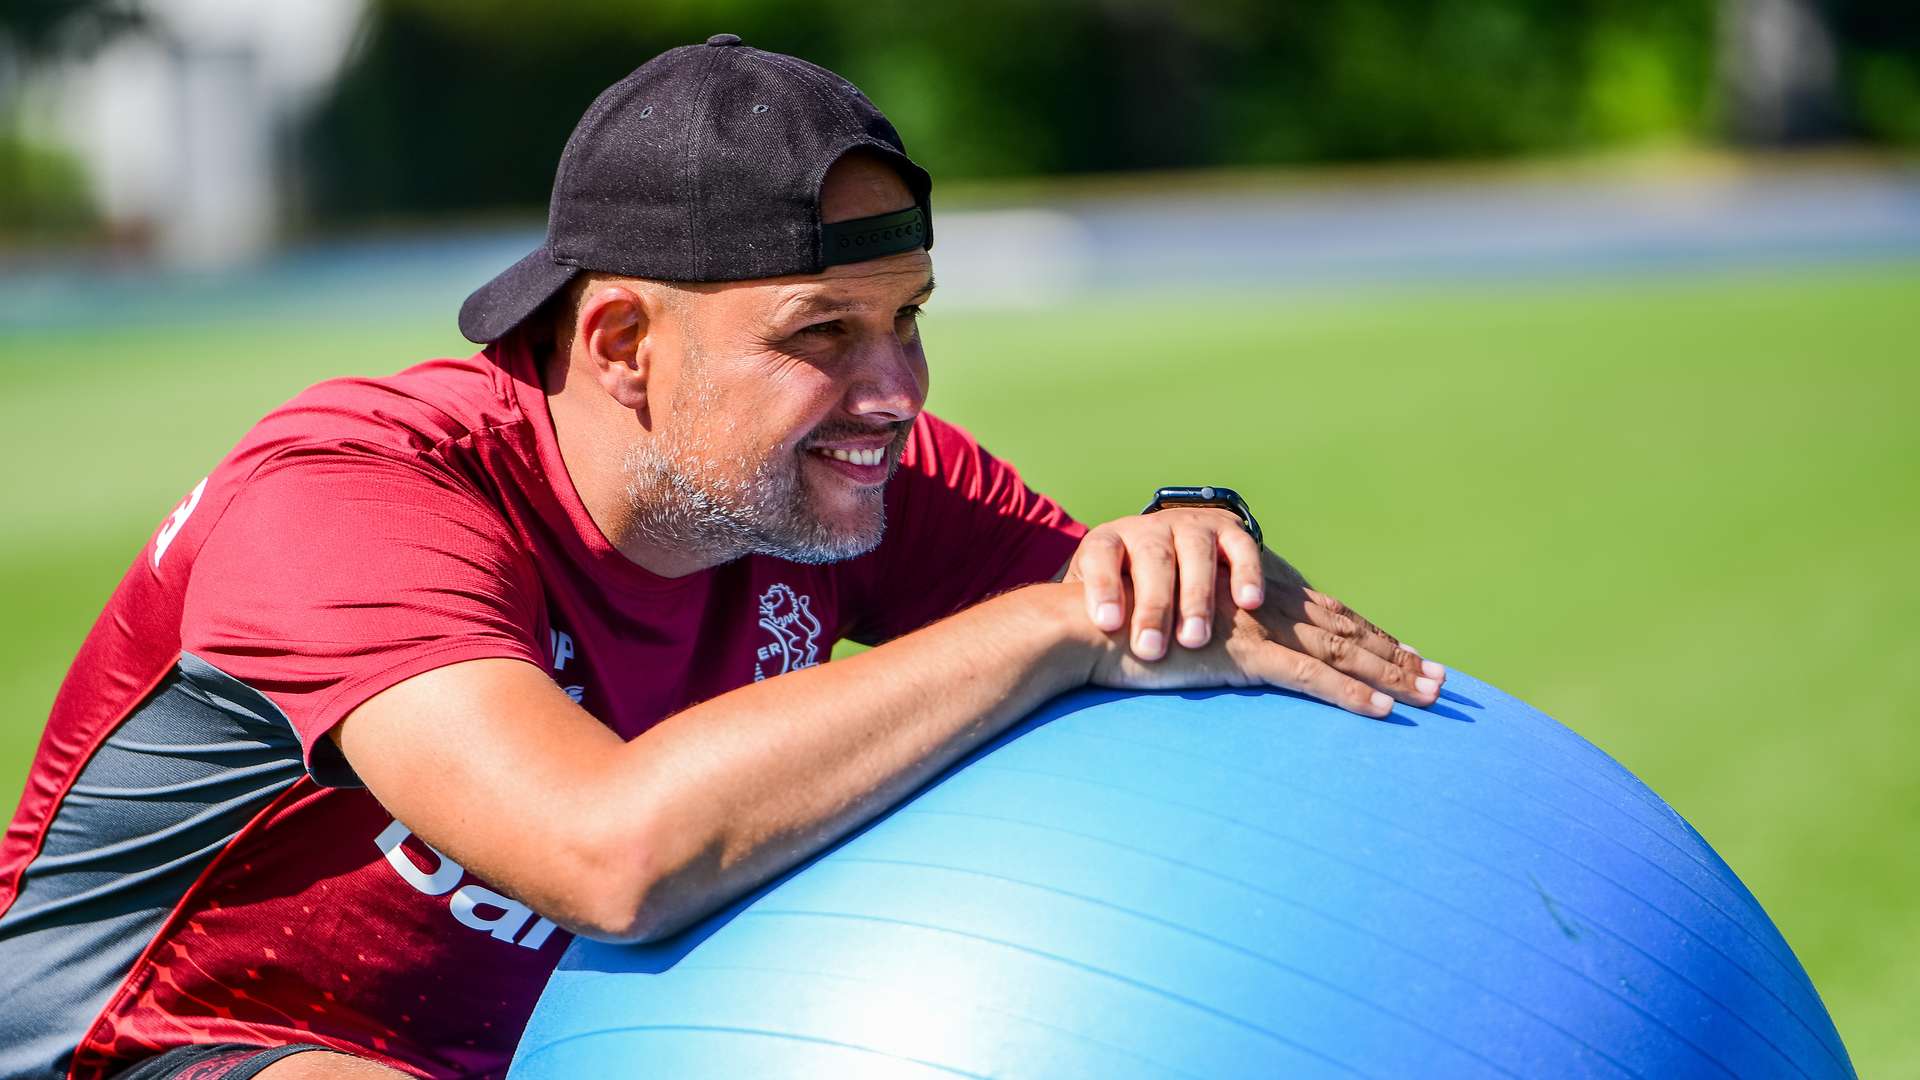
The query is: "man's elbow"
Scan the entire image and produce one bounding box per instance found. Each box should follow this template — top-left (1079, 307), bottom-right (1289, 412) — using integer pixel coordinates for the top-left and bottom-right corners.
top-left (567, 876), bottom-right (680, 945)
top-left (567, 906), bottom-right (662, 946)
top-left (562, 817), bottom-right (704, 945)
top-left (570, 899), bottom-right (687, 946)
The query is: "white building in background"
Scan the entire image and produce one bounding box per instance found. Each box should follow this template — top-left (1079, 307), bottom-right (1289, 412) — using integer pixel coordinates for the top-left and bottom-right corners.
top-left (1719, 0), bottom-right (1841, 142)
top-left (43, 0), bottom-right (364, 268)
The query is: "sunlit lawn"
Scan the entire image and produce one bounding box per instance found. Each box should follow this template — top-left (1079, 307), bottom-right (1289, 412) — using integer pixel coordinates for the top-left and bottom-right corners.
top-left (2, 261), bottom-right (1914, 1075)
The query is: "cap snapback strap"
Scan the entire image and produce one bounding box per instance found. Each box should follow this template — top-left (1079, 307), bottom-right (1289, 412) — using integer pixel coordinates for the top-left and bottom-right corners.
top-left (820, 206), bottom-right (928, 267)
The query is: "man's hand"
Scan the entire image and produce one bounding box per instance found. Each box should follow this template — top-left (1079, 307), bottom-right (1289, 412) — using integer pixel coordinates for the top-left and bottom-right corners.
top-left (1063, 508), bottom-right (1443, 718)
top-left (1081, 587), bottom-right (1442, 718)
top-left (1065, 508), bottom-right (1267, 658)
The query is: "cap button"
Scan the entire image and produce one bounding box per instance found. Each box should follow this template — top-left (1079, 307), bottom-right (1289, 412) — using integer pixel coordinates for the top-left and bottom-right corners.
top-left (705, 33), bottom-right (743, 47)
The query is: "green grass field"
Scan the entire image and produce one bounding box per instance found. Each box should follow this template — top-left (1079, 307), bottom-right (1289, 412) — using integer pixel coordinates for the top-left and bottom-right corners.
top-left (2, 262), bottom-right (1915, 1075)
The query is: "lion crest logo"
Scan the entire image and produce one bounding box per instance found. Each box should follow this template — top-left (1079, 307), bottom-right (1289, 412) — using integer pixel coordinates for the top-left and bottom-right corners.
top-left (754, 583), bottom-right (822, 681)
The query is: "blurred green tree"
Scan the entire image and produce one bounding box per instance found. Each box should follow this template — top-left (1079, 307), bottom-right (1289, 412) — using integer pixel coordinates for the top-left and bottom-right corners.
top-left (1828, 1), bottom-right (1920, 144)
top-left (290, 0), bottom-right (1914, 221)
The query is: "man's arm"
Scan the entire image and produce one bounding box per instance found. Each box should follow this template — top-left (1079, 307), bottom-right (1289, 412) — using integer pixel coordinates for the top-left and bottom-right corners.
top-left (338, 582), bottom-right (1096, 944)
top-left (337, 565), bottom-right (1398, 946)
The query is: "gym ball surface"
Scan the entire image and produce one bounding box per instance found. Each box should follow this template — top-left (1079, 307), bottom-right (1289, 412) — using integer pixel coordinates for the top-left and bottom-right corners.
top-left (510, 671), bottom-right (1853, 1079)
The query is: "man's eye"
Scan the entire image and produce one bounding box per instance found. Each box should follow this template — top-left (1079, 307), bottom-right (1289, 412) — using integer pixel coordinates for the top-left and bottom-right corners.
top-left (897, 304), bottom-right (924, 321)
top-left (799, 320), bottom-right (844, 337)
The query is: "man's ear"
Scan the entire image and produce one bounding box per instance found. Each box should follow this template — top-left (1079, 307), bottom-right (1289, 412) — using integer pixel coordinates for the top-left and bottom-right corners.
top-left (577, 285), bottom-right (653, 413)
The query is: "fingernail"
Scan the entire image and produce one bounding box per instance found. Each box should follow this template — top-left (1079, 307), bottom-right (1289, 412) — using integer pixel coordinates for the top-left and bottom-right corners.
top-left (1136, 629), bottom-right (1165, 659)
top-left (1180, 616), bottom-right (1208, 646)
top-left (1402, 643), bottom-right (1422, 656)
top-left (1370, 691), bottom-right (1392, 713)
top-left (1095, 602), bottom-right (1122, 630)
top-left (1421, 659), bottom-right (1445, 679)
top-left (1415, 676), bottom-right (1439, 695)
top-left (1237, 584), bottom-right (1262, 607)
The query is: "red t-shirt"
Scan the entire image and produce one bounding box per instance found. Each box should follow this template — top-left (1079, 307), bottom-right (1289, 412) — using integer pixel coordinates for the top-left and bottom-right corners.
top-left (0, 334), bottom-right (1082, 1079)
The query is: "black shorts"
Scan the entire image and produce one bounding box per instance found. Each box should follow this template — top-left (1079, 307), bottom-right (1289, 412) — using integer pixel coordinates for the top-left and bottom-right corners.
top-left (113, 1044), bottom-right (332, 1080)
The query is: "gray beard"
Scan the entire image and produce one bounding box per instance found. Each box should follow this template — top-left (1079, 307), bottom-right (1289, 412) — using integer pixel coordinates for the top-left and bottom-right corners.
top-left (620, 362), bottom-right (893, 566)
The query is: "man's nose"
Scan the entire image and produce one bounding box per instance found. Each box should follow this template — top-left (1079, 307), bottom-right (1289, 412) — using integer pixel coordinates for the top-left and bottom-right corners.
top-left (844, 337), bottom-right (927, 423)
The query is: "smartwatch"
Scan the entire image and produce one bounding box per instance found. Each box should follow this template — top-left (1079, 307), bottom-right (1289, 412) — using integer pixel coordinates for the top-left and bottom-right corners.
top-left (1141, 485), bottom-right (1263, 547)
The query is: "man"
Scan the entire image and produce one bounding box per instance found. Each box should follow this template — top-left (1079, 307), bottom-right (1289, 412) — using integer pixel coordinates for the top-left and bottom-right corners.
top-left (0, 36), bottom-right (1442, 1080)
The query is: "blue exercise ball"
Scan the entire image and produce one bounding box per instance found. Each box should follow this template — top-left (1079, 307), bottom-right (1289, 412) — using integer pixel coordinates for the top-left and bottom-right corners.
top-left (510, 672), bottom-right (1853, 1079)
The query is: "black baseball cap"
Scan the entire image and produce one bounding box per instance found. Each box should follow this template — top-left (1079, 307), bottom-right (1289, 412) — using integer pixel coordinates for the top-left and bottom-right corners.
top-left (458, 34), bottom-right (934, 344)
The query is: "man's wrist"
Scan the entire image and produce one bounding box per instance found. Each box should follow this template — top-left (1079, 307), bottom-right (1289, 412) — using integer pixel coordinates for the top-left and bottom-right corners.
top-left (1004, 580), bottom-right (1106, 691)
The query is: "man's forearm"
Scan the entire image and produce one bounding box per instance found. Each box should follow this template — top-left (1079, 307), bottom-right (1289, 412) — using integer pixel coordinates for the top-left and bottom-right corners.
top-left (614, 580), bottom-right (1095, 941)
top-left (338, 514), bottom-right (1425, 945)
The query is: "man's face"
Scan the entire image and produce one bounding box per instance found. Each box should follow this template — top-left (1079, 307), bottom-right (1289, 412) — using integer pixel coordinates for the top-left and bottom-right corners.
top-left (620, 152), bottom-right (933, 565)
top-left (622, 249), bottom-right (933, 564)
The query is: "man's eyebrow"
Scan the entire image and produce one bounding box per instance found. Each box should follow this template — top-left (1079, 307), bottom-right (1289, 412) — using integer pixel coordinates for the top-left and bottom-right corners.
top-left (781, 275), bottom-right (937, 319)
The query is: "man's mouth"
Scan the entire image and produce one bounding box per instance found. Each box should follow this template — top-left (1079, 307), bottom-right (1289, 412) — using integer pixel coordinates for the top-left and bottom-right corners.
top-left (801, 425), bottom-right (904, 487)
top-left (810, 446), bottom-right (887, 466)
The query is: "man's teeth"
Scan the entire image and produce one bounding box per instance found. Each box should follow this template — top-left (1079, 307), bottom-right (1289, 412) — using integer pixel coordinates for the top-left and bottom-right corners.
top-left (816, 447), bottom-right (885, 466)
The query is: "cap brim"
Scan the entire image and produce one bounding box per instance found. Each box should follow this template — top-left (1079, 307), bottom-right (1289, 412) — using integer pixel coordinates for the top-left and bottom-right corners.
top-left (458, 245), bottom-right (582, 344)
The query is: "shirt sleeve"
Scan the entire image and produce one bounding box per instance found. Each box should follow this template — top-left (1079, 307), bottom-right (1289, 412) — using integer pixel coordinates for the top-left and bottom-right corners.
top-left (180, 444), bottom-right (546, 787)
top-left (840, 412), bottom-right (1086, 646)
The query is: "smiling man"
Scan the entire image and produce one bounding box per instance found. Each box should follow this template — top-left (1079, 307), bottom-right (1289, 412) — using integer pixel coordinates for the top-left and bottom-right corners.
top-left (0, 36), bottom-right (1442, 1080)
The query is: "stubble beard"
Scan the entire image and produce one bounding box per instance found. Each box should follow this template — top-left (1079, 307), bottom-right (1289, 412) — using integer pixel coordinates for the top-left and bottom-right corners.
top-left (620, 345), bottom-right (898, 566)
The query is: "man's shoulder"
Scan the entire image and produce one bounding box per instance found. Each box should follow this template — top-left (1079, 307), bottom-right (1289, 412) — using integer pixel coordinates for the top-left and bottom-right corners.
top-left (245, 351), bottom-right (525, 463)
top-left (893, 410), bottom-right (1056, 508)
top-left (896, 409), bottom-right (990, 479)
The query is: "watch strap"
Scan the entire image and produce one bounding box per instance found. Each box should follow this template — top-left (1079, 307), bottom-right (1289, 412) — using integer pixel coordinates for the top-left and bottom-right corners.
top-left (1141, 485), bottom-right (1263, 546)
